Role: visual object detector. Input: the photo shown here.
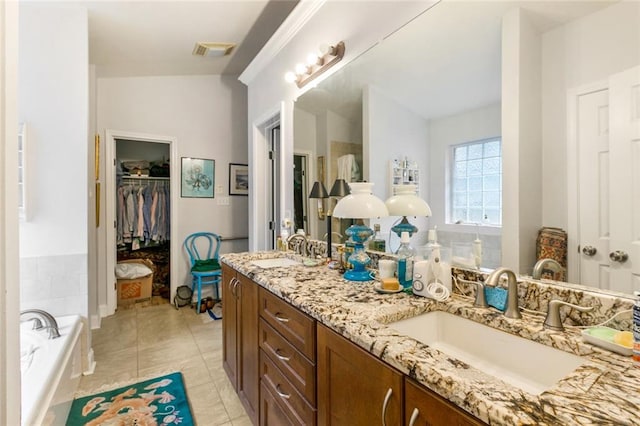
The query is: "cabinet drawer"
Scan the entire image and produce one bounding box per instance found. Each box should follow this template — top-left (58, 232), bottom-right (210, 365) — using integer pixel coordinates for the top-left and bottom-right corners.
top-left (259, 318), bottom-right (316, 404)
top-left (405, 378), bottom-right (486, 426)
top-left (260, 381), bottom-right (296, 426)
top-left (260, 350), bottom-right (317, 426)
top-left (259, 288), bottom-right (316, 361)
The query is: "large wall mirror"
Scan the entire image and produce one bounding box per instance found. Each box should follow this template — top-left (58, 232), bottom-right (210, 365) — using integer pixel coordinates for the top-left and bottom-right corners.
top-left (294, 0), bottom-right (639, 296)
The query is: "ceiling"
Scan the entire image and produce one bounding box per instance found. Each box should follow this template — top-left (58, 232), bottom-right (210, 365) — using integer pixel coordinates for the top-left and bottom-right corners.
top-left (82, 0), bottom-right (299, 77)
top-left (296, 0), bottom-right (617, 122)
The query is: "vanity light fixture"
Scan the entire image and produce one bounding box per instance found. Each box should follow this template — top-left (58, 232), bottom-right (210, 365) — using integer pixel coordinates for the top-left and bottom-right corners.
top-left (385, 184), bottom-right (432, 239)
top-left (284, 41), bottom-right (346, 88)
top-left (333, 182), bottom-right (388, 281)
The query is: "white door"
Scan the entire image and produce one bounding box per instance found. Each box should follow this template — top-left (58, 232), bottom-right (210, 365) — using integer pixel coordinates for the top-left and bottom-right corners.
top-left (577, 88), bottom-right (610, 289)
top-left (608, 65), bottom-right (640, 294)
top-left (576, 65), bottom-right (640, 293)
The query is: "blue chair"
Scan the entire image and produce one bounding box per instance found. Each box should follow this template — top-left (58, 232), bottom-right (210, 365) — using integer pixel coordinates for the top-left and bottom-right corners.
top-left (184, 232), bottom-right (222, 314)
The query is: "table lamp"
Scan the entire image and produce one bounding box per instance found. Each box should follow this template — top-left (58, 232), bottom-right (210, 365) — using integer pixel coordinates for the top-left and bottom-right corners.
top-left (385, 184), bottom-right (431, 239)
top-left (333, 182), bottom-right (389, 281)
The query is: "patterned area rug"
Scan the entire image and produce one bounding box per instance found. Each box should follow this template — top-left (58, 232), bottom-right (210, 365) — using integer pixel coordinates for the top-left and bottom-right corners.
top-left (66, 372), bottom-right (193, 425)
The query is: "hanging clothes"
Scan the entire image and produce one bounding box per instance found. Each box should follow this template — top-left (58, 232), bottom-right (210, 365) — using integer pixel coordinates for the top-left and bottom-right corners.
top-left (337, 154), bottom-right (360, 182)
top-left (116, 179), bottom-right (171, 249)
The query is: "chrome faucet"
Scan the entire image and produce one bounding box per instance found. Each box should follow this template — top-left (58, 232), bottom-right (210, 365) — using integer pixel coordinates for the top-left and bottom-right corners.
top-left (20, 309), bottom-right (60, 339)
top-left (543, 300), bottom-right (594, 331)
top-left (286, 233), bottom-right (309, 257)
top-left (482, 267), bottom-right (522, 319)
top-left (532, 258), bottom-right (564, 280)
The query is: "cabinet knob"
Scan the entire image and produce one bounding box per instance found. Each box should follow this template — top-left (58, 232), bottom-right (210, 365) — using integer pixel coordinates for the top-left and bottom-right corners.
top-left (609, 250), bottom-right (629, 263)
top-left (381, 388), bottom-right (393, 426)
top-left (274, 313), bottom-right (290, 323)
top-left (582, 245), bottom-right (597, 256)
top-left (409, 408), bottom-right (420, 426)
top-left (274, 348), bottom-right (291, 362)
top-left (275, 384), bottom-right (290, 400)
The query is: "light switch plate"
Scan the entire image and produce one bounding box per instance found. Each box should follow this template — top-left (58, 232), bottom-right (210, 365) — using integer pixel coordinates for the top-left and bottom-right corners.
top-left (217, 196), bottom-right (229, 206)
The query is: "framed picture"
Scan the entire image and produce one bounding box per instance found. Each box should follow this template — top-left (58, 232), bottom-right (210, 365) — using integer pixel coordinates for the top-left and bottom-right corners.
top-left (229, 163), bottom-right (249, 196)
top-left (181, 157), bottom-right (215, 198)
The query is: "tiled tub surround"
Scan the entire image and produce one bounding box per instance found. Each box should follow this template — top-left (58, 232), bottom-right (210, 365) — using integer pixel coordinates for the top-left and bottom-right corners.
top-left (221, 250), bottom-right (639, 426)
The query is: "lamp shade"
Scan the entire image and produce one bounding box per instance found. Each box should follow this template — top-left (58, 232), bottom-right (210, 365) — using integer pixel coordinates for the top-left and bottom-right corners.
top-left (329, 178), bottom-right (350, 197)
top-left (385, 184), bottom-right (432, 217)
top-left (309, 181), bottom-right (329, 199)
top-left (333, 182), bottom-right (389, 219)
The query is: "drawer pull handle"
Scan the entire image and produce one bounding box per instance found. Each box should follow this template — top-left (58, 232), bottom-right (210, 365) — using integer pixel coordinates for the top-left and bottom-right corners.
top-left (381, 387), bottom-right (393, 426)
top-left (275, 349), bottom-right (291, 362)
top-left (409, 408), bottom-right (419, 426)
top-left (274, 313), bottom-right (290, 323)
top-left (275, 384), bottom-right (290, 399)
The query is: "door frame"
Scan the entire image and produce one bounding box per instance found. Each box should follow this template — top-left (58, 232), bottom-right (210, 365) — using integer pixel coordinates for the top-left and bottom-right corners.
top-left (566, 79), bottom-right (608, 284)
top-left (103, 129), bottom-right (179, 317)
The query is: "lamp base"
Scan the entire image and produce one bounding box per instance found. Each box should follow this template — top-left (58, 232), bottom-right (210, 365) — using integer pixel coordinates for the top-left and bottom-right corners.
top-left (343, 224), bottom-right (374, 282)
top-left (344, 268), bottom-right (373, 281)
top-left (391, 216), bottom-right (418, 238)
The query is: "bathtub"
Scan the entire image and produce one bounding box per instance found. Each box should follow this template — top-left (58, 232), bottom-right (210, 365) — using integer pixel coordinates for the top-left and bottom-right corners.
top-left (21, 314), bottom-right (84, 426)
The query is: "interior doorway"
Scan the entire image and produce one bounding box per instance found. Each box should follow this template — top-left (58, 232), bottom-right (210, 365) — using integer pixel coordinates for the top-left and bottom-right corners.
top-left (103, 130), bottom-right (179, 317)
top-left (293, 153), bottom-right (309, 234)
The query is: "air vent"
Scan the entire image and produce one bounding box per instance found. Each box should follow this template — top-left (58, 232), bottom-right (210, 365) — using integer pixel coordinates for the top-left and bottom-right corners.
top-left (192, 42), bottom-right (236, 57)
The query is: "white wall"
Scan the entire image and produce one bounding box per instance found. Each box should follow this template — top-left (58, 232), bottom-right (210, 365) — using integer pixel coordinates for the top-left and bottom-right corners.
top-left (365, 85), bottom-right (429, 250)
top-left (1, 1), bottom-right (22, 423)
top-left (501, 8), bottom-right (542, 275)
top-left (541, 1), bottom-right (640, 229)
top-left (293, 107), bottom-right (318, 237)
top-left (18, 3), bottom-right (89, 317)
top-left (428, 102), bottom-right (502, 268)
top-left (243, 1), bottom-right (438, 251)
top-left (97, 75), bottom-right (248, 298)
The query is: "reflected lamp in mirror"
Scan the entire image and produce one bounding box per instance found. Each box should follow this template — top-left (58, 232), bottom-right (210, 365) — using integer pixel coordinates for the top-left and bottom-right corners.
top-left (309, 181), bottom-right (329, 219)
top-left (385, 184), bottom-right (432, 238)
top-left (333, 182), bottom-right (389, 281)
top-left (329, 178), bottom-right (350, 198)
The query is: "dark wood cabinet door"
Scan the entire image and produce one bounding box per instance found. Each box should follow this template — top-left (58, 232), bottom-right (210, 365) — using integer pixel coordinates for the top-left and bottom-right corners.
top-left (404, 379), bottom-right (486, 426)
top-left (222, 264), bottom-right (239, 390)
top-left (317, 324), bottom-right (403, 426)
top-left (238, 274), bottom-right (259, 424)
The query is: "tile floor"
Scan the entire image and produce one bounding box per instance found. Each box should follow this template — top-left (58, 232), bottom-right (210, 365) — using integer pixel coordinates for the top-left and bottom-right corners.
top-left (76, 301), bottom-right (251, 426)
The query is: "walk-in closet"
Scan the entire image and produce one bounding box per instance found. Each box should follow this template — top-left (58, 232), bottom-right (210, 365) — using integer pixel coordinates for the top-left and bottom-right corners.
top-left (115, 139), bottom-right (171, 300)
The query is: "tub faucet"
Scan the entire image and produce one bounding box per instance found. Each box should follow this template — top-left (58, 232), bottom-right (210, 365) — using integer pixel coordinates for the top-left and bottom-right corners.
top-left (484, 267), bottom-right (522, 319)
top-left (532, 258), bottom-right (564, 280)
top-left (20, 309), bottom-right (60, 339)
top-left (286, 234), bottom-right (309, 257)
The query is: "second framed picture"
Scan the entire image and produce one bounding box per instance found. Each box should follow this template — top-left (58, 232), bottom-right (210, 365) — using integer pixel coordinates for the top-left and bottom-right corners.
top-left (181, 157), bottom-right (215, 198)
top-left (229, 163), bottom-right (248, 196)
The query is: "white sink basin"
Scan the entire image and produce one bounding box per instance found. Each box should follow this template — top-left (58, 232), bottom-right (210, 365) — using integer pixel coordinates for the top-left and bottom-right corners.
top-left (388, 311), bottom-right (585, 395)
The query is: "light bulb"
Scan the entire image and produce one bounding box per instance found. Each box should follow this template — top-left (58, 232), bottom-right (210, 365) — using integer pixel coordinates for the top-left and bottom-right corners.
top-left (284, 71), bottom-right (297, 83)
top-left (295, 63), bottom-right (307, 75)
top-left (306, 52), bottom-right (319, 66)
top-left (318, 43), bottom-right (330, 57)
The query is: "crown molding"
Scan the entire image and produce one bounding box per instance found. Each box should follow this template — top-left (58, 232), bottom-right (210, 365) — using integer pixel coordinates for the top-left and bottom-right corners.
top-left (238, 0), bottom-right (326, 86)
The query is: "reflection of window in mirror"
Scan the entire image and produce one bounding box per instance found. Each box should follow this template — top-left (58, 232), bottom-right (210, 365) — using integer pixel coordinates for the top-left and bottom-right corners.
top-left (450, 138), bottom-right (501, 226)
top-left (18, 123), bottom-right (27, 221)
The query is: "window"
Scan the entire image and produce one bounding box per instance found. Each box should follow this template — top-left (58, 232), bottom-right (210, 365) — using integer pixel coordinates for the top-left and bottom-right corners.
top-left (450, 138), bottom-right (501, 226)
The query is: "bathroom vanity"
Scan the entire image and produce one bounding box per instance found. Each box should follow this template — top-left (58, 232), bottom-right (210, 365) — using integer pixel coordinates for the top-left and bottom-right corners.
top-left (220, 251), bottom-right (639, 425)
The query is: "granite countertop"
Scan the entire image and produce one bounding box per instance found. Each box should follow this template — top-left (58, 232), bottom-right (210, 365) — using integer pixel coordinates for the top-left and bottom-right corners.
top-left (221, 251), bottom-right (640, 426)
